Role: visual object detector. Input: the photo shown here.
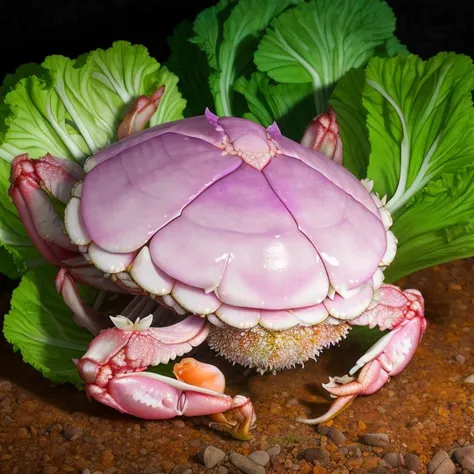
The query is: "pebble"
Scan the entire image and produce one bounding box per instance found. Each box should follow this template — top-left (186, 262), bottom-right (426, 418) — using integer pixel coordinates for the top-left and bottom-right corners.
top-left (405, 453), bottom-right (422, 472)
top-left (0, 381), bottom-right (12, 392)
top-left (327, 427), bottom-right (346, 446)
top-left (198, 445), bottom-right (226, 469)
top-left (229, 452), bottom-right (265, 474)
top-left (317, 425), bottom-right (331, 435)
top-left (464, 374), bottom-right (474, 384)
top-left (383, 453), bottom-right (404, 467)
top-left (297, 447), bottom-right (330, 466)
top-left (82, 470), bottom-right (91, 474)
top-left (248, 451), bottom-right (270, 466)
top-left (63, 426), bottom-right (83, 440)
top-left (218, 467), bottom-right (228, 474)
top-left (427, 450), bottom-right (456, 474)
top-left (453, 445), bottom-right (474, 472)
top-left (170, 466), bottom-right (192, 474)
top-left (456, 354), bottom-right (466, 364)
top-left (103, 469), bottom-right (118, 474)
top-left (361, 433), bottom-right (389, 447)
top-left (267, 445), bottom-right (281, 457)
top-left (355, 447), bottom-right (362, 457)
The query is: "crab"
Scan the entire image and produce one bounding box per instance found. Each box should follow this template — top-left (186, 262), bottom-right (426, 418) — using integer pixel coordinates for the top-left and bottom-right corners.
top-left (8, 87), bottom-right (426, 440)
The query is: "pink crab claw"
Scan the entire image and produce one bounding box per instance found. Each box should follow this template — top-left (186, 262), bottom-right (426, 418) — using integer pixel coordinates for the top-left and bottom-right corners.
top-left (76, 313), bottom-right (256, 440)
top-left (8, 153), bottom-right (84, 265)
top-left (117, 85), bottom-right (166, 140)
top-left (301, 106), bottom-right (343, 164)
top-left (297, 284), bottom-right (426, 425)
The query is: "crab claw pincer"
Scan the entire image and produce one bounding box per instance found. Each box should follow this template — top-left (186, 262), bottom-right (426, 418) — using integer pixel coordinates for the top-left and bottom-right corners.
top-left (297, 284), bottom-right (426, 425)
top-left (8, 153), bottom-right (84, 265)
top-left (76, 313), bottom-right (256, 440)
top-left (301, 106), bottom-right (343, 164)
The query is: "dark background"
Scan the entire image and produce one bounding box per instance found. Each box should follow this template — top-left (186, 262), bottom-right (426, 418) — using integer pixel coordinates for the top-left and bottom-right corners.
top-left (1, 0), bottom-right (474, 81)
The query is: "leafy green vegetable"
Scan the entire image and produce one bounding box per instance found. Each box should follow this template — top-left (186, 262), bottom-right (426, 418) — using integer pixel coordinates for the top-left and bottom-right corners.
top-left (191, 0), bottom-right (300, 117)
top-left (329, 68), bottom-right (370, 179)
top-left (254, 0), bottom-right (399, 113)
top-left (3, 264), bottom-right (94, 388)
top-left (364, 52), bottom-right (474, 214)
top-left (329, 51), bottom-right (474, 281)
top-left (166, 20), bottom-right (215, 117)
top-left (234, 72), bottom-right (314, 138)
top-left (385, 164), bottom-right (474, 282)
top-left (0, 41), bottom-right (186, 276)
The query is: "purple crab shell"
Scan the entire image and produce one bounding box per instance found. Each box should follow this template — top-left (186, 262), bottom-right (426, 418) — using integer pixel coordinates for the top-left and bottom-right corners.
top-left (77, 110), bottom-right (392, 326)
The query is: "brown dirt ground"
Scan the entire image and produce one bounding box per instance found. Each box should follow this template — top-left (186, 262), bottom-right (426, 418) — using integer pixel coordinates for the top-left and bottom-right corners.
top-left (0, 260), bottom-right (473, 474)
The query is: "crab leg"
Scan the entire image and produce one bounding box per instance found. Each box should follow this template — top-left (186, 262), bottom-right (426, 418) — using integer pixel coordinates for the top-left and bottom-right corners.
top-left (117, 85), bottom-right (165, 140)
top-left (297, 284), bottom-right (426, 425)
top-left (76, 312), bottom-right (256, 440)
top-left (9, 153), bottom-right (85, 265)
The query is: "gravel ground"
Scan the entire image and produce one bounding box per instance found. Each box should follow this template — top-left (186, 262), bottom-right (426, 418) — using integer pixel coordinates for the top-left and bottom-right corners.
top-left (0, 259), bottom-right (473, 474)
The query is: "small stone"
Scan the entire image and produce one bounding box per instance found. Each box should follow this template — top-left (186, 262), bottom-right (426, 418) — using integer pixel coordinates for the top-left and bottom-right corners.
top-left (103, 469), bottom-right (118, 474)
top-left (355, 447), bottom-right (362, 457)
top-left (170, 466), bottom-right (192, 474)
top-left (140, 448), bottom-right (147, 456)
top-left (229, 452), bottom-right (265, 474)
top-left (312, 468), bottom-right (327, 474)
top-left (299, 448), bottom-right (330, 466)
top-left (172, 420), bottom-right (186, 429)
top-left (358, 420), bottom-right (367, 431)
top-left (456, 354), bottom-right (466, 364)
top-left (330, 468), bottom-right (349, 474)
top-left (63, 426), bottom-right (83, 440)
top-left (361, 433), bottom-right (389, 447)
top-left (376, 406), bottom-right (386, 414)
top-left (198, 445), bottom-right (226, 469)
top-left (248, 451), bottom-right (270, 466)
top-left (0, 381), bottom-right (12, 392)
top-left (286, 398), bottom-right (299, 407)
top-left (270, 402), bottom-right (281, 414)
top-left (427, 450), bottom-right (456, 474)
top-left (405, 453), bottom-right (422, 472)
top-left (317, 424), bottom-right (331, 435)
top-left (82, 470), bottom-right (91, 474)
top-left (267, 445), bottom-right (281, 457)
top-left (0, 397), bottom-right (11, 407)
top-left (218, 467), bottom-right (228, 474)
top-left (383, 453), bottom-right (404, 467)
top-left (453, 445), bottom-right (474, 472)
top-left (327, 427), bottom-right (346, 446)
top-left (464, 374), bottom-right (474, 384)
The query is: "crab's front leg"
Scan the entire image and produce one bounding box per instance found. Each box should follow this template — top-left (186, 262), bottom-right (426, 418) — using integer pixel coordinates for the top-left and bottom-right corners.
top-left (298, 284), bottom-right (426, 425)
top-left (76, 313), bottom-right (256, 440)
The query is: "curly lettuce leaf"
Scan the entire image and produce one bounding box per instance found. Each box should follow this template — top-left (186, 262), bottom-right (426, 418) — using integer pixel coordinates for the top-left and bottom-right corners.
top-left (0, 41), bottom-right (185, 276)
top-left (191, 0), bottom-right (300, 117)
top-left (385, 165), bottom-right (474, 282)
top-left (253, 0), bottom-right (401, 117)
top-left (364, 52), bottom-right (474, 215)
top-left (3, 264), bottom-right (94, 388)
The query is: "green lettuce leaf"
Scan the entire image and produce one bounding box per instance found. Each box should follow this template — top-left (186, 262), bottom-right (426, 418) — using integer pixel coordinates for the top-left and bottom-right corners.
top-left (253, 0), bottom-right (401, 117)
top-left (233, 72), bottom-right (313, 139)
top-left (0, 41), bottom-right (186, 276)
top-left (191, 0), bottom-right (300, 117)
top-left (364, 52), bottom-right (474, 215)
top-left (3, 264), bottom-right (176, 386)
top-left (329, 68), bottom-right (370, 179)
top-left (329, 52), bottom-right (474, 281)
top-left (166, 20), bottom-right (215, 117)
top-left (3, 264), bottom-right (95, 388)
top-left (385, 165), bottom-right (474, 282)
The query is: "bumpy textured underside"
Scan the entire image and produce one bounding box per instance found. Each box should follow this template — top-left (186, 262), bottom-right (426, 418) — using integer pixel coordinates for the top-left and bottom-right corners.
top-left (64, 111), bottom-right (396, 332)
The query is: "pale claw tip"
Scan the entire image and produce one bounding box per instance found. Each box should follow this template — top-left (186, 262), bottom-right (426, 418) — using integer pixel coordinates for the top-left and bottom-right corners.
top-left (110, 315), bottom-right (134, 330)
top-left (135, 314), bottom-right (153, 331)
top-left (296, 394), bottom-right (356, 425)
